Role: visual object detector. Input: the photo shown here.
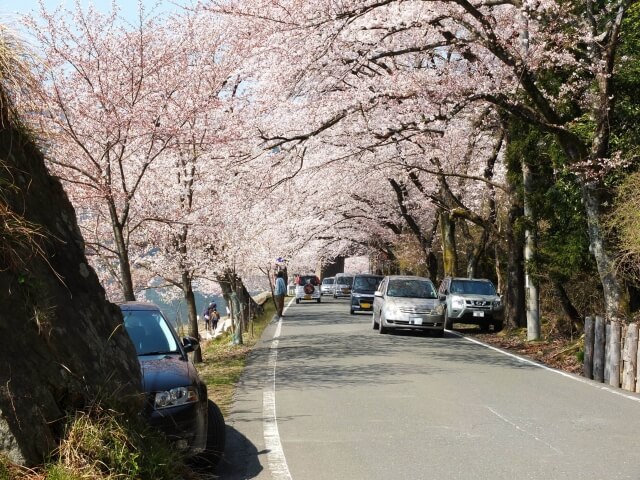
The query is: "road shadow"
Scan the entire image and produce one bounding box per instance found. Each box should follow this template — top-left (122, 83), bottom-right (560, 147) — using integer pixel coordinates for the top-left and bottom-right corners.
top-left (214, 425), bottom-right (266, 479)
top-left (255, 319), bottom-right (539, 391)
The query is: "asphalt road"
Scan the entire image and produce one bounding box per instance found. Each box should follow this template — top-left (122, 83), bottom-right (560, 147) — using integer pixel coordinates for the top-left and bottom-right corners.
top-left (216, 295), bottom-right (640, 480)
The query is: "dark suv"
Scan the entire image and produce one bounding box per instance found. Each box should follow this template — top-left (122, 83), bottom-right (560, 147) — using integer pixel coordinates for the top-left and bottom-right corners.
top-left (437, 277), bottom-right (503, 331)
top-left (350, 274), bottom-right (384, 314)
top-left (120, 302), bottom-right (225, 467)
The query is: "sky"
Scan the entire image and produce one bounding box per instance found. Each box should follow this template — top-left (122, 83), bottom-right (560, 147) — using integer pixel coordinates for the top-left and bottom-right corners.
top-left (0, 0), bottom-right (190, 29)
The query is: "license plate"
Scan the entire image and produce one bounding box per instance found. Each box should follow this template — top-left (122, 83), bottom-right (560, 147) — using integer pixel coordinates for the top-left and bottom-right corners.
top-left (361, 303), bottom-right (371, 309)
top-left (473, 311), bottom-right (485, 317)
top-left (304, 295), bottom-right (311, 300)
top-left (411, 318), bottom-right (423, 325)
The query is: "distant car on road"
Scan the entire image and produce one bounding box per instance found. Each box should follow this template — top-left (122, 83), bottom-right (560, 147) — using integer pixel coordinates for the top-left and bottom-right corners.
top-left (350, 274), bottom-right (384, 314)
top-left (437, 277), bottom-right (503, 331)
top-left (333, 273), bottom-right (354, 298)
top-left (320, 277), bottom-right (335, 296)
top-left (120, 302), bottom-right (225, 468)
top-left (372, 275), bottom-right (445, 336)
top-left (295, 274), bottom-right (321, 304)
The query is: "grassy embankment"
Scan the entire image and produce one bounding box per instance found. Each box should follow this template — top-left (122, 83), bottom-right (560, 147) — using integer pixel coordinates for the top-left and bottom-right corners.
top-left (196, 295), bottom-right (276, 415)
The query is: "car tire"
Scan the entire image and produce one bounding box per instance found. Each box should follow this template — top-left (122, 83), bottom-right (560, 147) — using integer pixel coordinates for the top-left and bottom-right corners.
top-left (317, 297), bottom-right (321, 303)
top-left (433, 329), bottom-right (444, 338)
top-left (194, 400), bottom-right (226, 470)
top-left (295, 298), bottom-right (300, 304)
top-left (372, 314), bottom-right (379, 330)
top-left (350, 308), bottom-right (355, 315)
top-left (493, 321), bottom-right (504, 332)
top-left (480, 321), bottom-right (490, 332)
top-left (379, 317), bottom-right (388, 334)
top-left (444, 309), bottom-right (453, 330)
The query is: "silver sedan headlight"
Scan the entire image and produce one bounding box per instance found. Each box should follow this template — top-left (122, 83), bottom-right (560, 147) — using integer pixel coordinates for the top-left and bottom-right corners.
top-left (383, 304), bottom-right (400, 319)
top-left (450, 296), bottom-right (465, 309)
top-left (154, 386), bottom-right (199, 409)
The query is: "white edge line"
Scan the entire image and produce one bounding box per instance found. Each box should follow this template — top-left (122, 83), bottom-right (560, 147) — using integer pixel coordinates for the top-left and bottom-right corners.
top-left (450, 330), bottom-right (640, 403)
top-left (263, 313), bottom-right (293, 480)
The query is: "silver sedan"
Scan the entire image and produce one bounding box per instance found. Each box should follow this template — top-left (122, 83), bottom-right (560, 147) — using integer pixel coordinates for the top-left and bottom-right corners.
top-left (372, 275), bottom-right (445, 336)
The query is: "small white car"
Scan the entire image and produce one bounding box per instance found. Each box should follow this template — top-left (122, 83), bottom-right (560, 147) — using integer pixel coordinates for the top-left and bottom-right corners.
top-left (320, 277), bottom-right (335, 296)
top-left (295, 275), bottom-right (321, 304)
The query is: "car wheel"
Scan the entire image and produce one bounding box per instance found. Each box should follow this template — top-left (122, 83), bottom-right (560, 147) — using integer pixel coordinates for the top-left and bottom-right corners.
top-left (433, 329), bottom-right (444, 338)
top-left (194, 400), bottom-right (226, 470)
top-left (317, 297), bottom-right (321, 303)
top-left (444, 309), bottom-right (453, 330)
top-left (295, 298), bottom-right (300, 304)
top-left (480, 321), bottom-right (490, 332)
top-left (493, 321), bottom-right (504, 332)
top-left (372, 313), bottom-right (379, 330)
top-left (350, 308), bottom-right (355, 315)
top-left (379, 317), bottom-right (388, 334)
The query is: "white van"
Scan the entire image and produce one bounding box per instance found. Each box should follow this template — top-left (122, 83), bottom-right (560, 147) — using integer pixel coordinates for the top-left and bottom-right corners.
top-left (333, 273), bottom-right (354, 298)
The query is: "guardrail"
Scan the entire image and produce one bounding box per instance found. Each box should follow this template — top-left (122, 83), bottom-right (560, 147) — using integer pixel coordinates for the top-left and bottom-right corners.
top-left (583, 316), bottom-right (640, 392)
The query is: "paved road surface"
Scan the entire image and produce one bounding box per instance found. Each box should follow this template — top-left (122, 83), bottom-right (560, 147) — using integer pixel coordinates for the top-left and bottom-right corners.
top-left (215, 295), bottom-right (640, 480)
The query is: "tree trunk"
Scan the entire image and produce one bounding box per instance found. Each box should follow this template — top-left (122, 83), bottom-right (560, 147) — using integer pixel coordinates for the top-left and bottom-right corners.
top-left (182, 271), bottom-right (202, 363)
top-left (217, 270), bottom-right (262, 328)
top-left (582, 181), bottom-right (630, 321)
top-left (505, 201), bottom-right (526, 328)
top-left (440, 210), bottom-right (458, 277)
top-left (553, 280), bottom-right (583, 330)
top-left (523, 161), bottom-right (540, 340)
top-left (107, 201), bottom-right (136, 301)
top-left (0, 108), bottom-right (142, 466)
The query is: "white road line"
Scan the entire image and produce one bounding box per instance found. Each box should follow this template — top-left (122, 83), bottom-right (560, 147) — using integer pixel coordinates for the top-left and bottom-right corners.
top-left (453, 330), bottom-right (640, 404)
top-left (263, 304), bottom-right (293, 480)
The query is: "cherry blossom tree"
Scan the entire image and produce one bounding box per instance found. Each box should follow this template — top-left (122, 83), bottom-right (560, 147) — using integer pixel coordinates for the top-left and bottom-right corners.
top-left (211, 0), bottom-right (638, 325)
top-left (25, 3), bottom-right (191, 301)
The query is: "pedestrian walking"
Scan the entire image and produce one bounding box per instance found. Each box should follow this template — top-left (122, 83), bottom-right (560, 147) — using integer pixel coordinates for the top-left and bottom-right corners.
top-left (202, 302), bottom-right (216, 331)
top-left (211, 306), bottom-right (220, 333)
top-left (274, 271), bottom-right (287, 319)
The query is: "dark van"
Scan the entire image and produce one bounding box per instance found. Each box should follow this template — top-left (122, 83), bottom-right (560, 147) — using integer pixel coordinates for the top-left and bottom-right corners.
top-left (350, 274), bottom-right (384, 314)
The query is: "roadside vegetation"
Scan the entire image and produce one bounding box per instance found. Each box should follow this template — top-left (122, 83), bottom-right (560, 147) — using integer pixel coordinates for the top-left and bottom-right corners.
top-left (0, 406), bottom-right (188, 480)
top-left (198, 299), bottom-right (276, 415)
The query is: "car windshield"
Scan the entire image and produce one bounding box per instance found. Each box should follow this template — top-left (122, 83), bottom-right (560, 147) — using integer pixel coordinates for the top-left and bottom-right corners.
top-left (123, 310), bottom-right (179, 355)
top-left (336, 276), bottom-right (353, 286)
top-left (450, 280), bottom-right (496, 295)
top-left (322, 278), bottom-right (334, 284)
top-left (353, 276), bottom-right (383, 292)
top-left (387, 279), bottom-right (437, 299)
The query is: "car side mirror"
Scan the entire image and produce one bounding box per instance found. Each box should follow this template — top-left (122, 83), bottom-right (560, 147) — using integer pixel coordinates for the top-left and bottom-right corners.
top-left (439, 294), bottom-right (447, 301)
top-left (182, 336), bottom-right (200, 353)
top-left (374, 291), bottom-right (383, 298)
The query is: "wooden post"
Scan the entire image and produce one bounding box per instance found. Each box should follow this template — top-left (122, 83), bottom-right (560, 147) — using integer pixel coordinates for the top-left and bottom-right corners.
top-left (593, 316), bottom-right (606, 382)
top-left (609, 322), bottom-right (621, 388)
top-left (636, 331), bottom-right (640, 394)
top-left (605, 322), bottom-right (611, 384)
top-left (622, 323), bottom-right (639, 391)
top-left (583, 316), bottom-right (594, 379)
